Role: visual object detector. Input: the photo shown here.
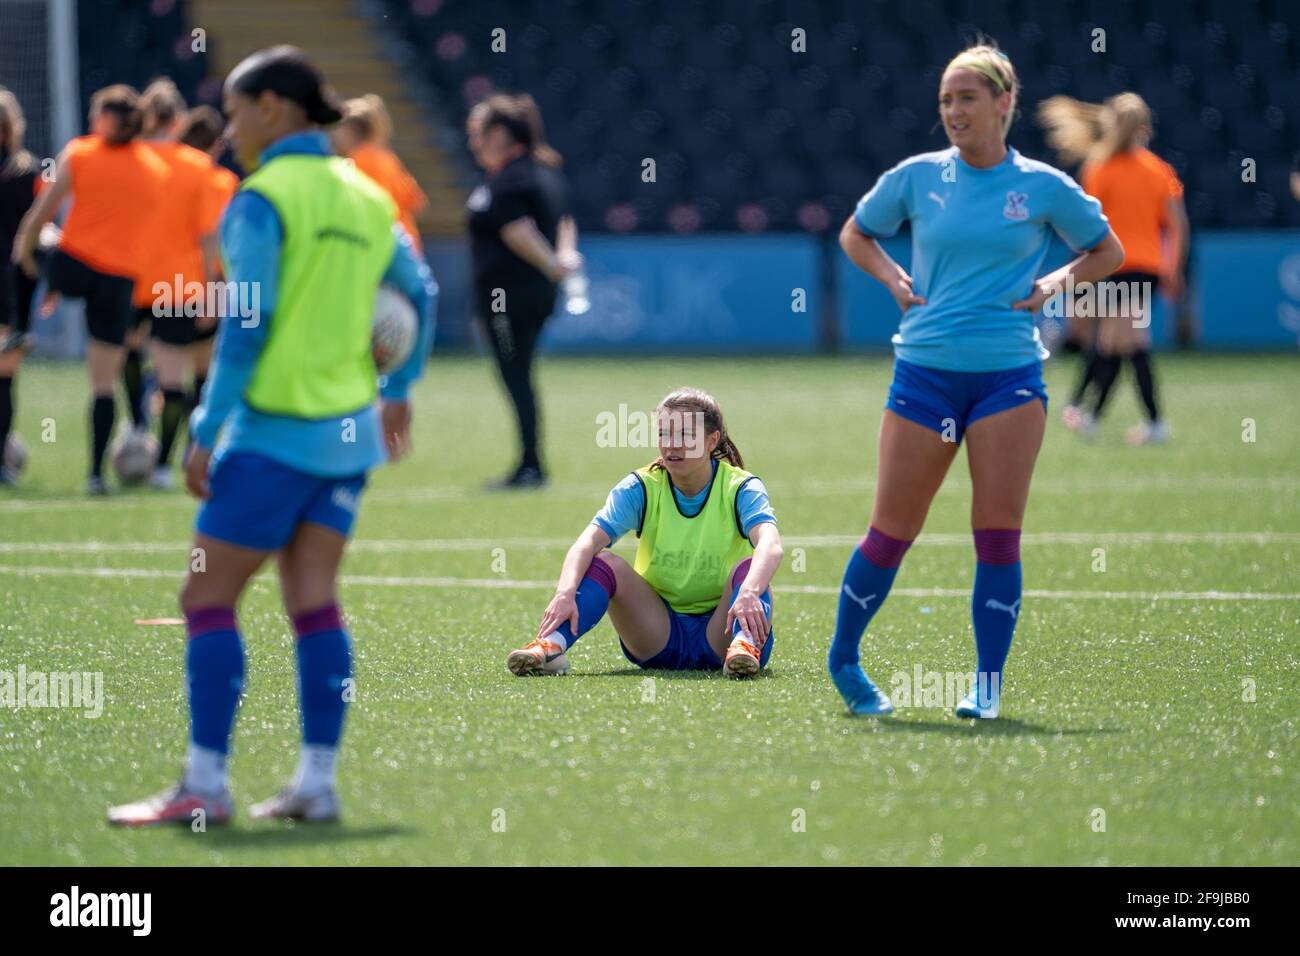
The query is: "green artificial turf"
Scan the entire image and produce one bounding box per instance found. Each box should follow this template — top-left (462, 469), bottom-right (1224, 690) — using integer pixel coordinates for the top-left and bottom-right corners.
top-left (1, 353), bottom-right (1296, 864)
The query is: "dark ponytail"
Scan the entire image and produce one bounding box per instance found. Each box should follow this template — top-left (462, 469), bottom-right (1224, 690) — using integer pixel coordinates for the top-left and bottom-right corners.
top-left (89, 84), bottom-right (143, 144)
top-left (510, 93), bottom-right (563, 167)
top-left (714, 432), bottom-right (744, 469)
top-left (226, 45), bottom-right (343, 126)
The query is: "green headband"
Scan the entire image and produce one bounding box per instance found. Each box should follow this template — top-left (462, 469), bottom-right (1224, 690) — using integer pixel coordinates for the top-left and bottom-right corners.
top-left (946, 55), bottom-right (1011, 93)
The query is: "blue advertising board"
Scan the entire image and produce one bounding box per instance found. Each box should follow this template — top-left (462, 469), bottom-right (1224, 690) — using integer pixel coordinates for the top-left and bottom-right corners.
top-left (540, 235), bottom-right (821, 353)
top-left (1195, 233), bottom-right (1300, 348)
top-left (26, 231), bottom-right (1300, 357)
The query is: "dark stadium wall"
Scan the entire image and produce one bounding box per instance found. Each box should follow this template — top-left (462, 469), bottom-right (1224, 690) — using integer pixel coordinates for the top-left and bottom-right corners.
top-left (76, 0), bottom-right (208, 130)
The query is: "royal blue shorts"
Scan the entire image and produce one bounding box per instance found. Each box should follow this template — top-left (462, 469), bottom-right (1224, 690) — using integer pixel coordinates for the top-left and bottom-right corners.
top-left (620, 596), bottom-right (776, 671)
top-left (196, 451), bottom-right (368, 551)
top-left (885, 358), bottom-right (1048, 443)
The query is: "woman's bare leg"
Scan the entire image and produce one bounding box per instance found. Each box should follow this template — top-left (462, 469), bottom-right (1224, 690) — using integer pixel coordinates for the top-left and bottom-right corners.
top-left (600, 551), bottom-right (672, 662)
top-left (829, 410), bottom-right (959, 711)
top-left (961, 398), bottom-right (1046, 717)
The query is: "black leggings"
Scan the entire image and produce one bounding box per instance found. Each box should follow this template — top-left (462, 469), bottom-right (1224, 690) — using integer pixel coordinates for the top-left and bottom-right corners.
top-left (0, 260), bottom-right (37, 334)
top-left (1091, 351), bottom-right (1161, 423)
top-left (480, 290), bottom-right (555, 471)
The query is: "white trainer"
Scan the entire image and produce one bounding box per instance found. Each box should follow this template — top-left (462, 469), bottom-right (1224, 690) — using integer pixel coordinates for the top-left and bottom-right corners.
top-left (1126, 420), bottom-right (1171, 446)
top-left (954, 683), bottom-right (1001, 720)
top-left (249, 786), bottom-right (341, 823)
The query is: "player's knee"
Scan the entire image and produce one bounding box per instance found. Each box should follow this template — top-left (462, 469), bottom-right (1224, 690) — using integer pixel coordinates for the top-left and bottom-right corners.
top-left (276, 577), bottom-right (302, 618)
top-left (275, 569), bottom-right (303, 617)
top-left (177, 572), bottom-right (207, 616)
top-left (970, 509), bottom-right (1024, 533)
top-left (872, 506), bottom-right (928, 542)
top-left (593, 551), bottom-right (627, 575)
top-left (283, 585), bottom-right (337, 619)
top-left (591, 551), bottom-right (631, 595)
top-left (727, 558), bottom-right (752, 592)
top-left (179, 566), bottom-right (243, 615)
top-left (279, 564), bottom-right (335, 618)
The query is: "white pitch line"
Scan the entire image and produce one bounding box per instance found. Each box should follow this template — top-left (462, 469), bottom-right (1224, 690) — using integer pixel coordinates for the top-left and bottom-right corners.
top-left (1, 530), bottom-right (1298, 555)
top-left (0, 564), bottom-right (176, 579)
top-left (795, 475), bottom-right (1300, 496)
top-left (0, 473), bottom-right (1295, 514)
top-left (786, 585), bottom-right (1300, 602)
top-left (0, 537), bottom-right (577, 554)
top-left (0, 563), bottom-right (1296, 602)
top-left (791, 531), bottom-right (1300, 547)
top-left (0, 485), bottom-right (601, 512)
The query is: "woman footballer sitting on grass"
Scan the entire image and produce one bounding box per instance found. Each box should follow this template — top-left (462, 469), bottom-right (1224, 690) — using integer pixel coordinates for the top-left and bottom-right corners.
top-left (506, 387), bottom-right (783, 678)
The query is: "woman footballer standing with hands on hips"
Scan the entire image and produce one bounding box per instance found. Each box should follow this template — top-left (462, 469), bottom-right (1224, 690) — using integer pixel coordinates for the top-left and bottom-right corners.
top-left (827, 43), bottom-right (1124, 719)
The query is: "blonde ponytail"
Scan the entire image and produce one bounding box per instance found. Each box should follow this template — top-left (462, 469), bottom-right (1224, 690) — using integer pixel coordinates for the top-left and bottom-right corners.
top-left (1037, 92), bottom-right (1152, 167)
top-left (0, 88), bottom-right (36, 175)
top-left (341, 94), bottom-right (393, 146)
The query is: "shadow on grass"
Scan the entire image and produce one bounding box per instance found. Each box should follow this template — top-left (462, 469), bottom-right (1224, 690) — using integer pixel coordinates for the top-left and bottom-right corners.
top-left (837, 714), bottom-right (1125, 737)
top-left (574, 667), bottom-right (779, 680)
top-left (186, 824), bottom-right (416, 848)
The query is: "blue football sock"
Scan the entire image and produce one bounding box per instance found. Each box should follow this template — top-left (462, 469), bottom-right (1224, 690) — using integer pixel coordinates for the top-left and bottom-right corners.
top-left (727, 558), bottom-right (774, 665)
top-left (293, 604), bottom-right (352, 748)
top-left (729, 585), bottom-right (773, 639)
top-left (553, 556), bottom-right (617, 650)
top-left (827, 527), bottom-right (912, 674)
top-left (971, 530), bottom-right (1023, 690)
top-left (185, 608), bottom-right (245, 755)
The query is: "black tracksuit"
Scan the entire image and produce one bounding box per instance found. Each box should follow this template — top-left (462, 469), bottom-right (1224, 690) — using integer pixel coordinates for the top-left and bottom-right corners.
top-left (467, 154), bottom-right (566, 473)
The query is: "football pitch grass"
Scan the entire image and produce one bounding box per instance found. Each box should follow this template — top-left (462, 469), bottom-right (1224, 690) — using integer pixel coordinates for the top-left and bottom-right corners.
top-left (1, 353), bottom-right (1296, 866)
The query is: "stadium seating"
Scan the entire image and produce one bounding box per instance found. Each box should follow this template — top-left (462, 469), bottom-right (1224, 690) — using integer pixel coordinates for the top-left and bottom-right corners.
top-left (77, 0), bottom-right (208, 116)
top-left (370, 0), bottom-right (1300, 231)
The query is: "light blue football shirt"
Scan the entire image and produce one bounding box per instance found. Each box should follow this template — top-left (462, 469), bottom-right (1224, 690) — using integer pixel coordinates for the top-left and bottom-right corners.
top-left (853, 146), bottom-right (1110, 372)
top-left (189, 132), bottom-right (438, 478)
top-left (591, 459), bottom-right (776, 545)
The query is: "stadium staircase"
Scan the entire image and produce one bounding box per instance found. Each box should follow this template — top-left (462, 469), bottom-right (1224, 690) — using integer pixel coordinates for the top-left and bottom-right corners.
top-left (191, 0), bottom-right (465, 236)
